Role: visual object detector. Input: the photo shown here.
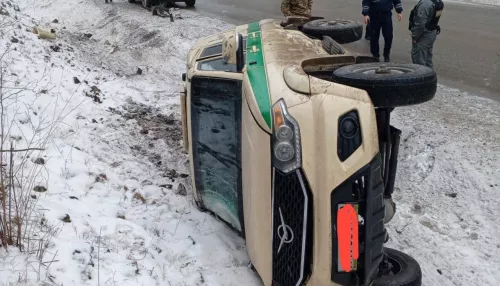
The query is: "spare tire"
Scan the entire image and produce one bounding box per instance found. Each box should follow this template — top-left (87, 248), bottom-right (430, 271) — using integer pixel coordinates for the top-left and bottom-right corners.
top-left (322, 36), bottom-right (346, 55)
top-left (302, 19), bottom-right (363, 44)
top-left (331, 63), bottom-right (437, 108)
top-left (372, 248), bottom-right (422, 286)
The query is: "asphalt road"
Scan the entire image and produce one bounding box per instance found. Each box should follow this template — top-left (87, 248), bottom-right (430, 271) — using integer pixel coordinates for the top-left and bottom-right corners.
top-left (188, 0), bottom-right (500, 100)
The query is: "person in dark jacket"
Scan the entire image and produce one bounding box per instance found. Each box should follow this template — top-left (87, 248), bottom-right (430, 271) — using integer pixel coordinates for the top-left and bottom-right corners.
top-left (362, 0), bottom-right (403, 62)
top-left (409, 0), bottom-right (443, 68)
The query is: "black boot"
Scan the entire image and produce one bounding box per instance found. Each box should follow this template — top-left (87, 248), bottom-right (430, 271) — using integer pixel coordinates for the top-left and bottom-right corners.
top-left (383, 51), bottom-right (390, 62)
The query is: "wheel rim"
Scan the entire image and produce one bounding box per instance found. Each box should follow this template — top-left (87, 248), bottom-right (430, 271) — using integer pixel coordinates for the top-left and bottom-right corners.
top-left (317, 20), bottom-right (352, 27)
top-left (382, 256), bottom-right (403, 276)
top-left (352, 65), bottom-right (416, 75)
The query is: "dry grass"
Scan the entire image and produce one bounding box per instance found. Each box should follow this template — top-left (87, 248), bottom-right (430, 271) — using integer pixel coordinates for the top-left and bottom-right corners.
top-left (132, 192), bottom-right (146, 203)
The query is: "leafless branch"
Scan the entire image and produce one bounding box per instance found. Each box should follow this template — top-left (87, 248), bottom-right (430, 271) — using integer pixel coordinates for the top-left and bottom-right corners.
top-left (0, 148), bottom-right (44, 153)
top-left (396, 217), bottom-right (413, 234)
top-left (98, 227), bottom-right (102, 286)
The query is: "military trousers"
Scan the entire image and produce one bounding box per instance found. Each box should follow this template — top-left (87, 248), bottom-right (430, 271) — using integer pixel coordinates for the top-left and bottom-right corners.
top-left (281, 0), bottom-right (313, 18)
top-left (411, 30), bottom-right (437, 68)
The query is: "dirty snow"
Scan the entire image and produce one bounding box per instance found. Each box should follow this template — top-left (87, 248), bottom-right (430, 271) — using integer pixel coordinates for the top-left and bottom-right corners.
top-left (447, 0), bottom-right (500, 6)
top-left (389, 86), bottom-right (500, 286)
top-left (0, 0), bottom-right (498, 286)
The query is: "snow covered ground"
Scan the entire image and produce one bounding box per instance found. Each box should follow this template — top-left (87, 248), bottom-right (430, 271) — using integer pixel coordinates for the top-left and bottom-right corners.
top-left (447, 0), bottom-right (500, 7)
top-left (0, 0), bottom-right (498, 285)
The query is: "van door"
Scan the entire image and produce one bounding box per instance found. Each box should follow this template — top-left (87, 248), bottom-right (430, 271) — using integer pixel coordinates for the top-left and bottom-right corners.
top-left (190, 75), bottom-right (244, 232)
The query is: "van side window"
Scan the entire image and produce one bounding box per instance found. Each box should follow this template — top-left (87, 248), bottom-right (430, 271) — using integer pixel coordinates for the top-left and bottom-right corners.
top-left (197, 57), bottom-right (237, 72)
top-left (200, 44), bottom-right (223, 58)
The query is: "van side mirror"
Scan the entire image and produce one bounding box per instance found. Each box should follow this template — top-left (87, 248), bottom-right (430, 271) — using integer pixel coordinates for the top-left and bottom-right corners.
top-left (222, 32), bottom-right (244, 72)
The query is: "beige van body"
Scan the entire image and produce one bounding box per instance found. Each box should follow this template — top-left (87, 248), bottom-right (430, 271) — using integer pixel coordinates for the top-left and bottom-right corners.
top-left (180, 19), bottom-right (387, 286)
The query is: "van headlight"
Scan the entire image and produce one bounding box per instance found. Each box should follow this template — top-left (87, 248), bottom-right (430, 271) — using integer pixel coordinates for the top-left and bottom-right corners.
top-left (272, 99), bottom-right (301, 173)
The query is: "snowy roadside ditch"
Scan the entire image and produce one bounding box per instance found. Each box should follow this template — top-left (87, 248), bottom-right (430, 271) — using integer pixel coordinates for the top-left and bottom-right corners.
top-left (0, 1), bottom-right (255, 286)
top-left (0, 0), bottom-right (499, 285)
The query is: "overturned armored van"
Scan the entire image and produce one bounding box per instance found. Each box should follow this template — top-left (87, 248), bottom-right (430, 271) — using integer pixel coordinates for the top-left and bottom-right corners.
top-left (180, 18), bottom-right (436, 286)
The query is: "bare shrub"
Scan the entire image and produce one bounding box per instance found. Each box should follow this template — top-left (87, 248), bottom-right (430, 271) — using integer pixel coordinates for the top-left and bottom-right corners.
top-left (0, 36), bottom-right (79, 252)
top-left (0, 43), bottom-right (46, 250)
top-left (0, 39), bottom-right (71, 283)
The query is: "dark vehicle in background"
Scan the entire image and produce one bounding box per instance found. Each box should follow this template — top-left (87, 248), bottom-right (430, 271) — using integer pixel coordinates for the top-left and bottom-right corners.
top-left (128, 0), bottom-right (195, 9)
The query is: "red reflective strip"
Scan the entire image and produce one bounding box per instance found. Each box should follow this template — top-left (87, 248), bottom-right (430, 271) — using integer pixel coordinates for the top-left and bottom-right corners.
top-left (337, 205), bottom-right (351, 272)
top-left (352, 210), bottom-right (359, 260)
top-left (337, 204), bottom-right (359, 272)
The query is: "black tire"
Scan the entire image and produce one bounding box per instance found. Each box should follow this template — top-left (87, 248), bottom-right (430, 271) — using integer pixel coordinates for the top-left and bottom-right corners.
top-left (372, 248), bottom-right (422, 286)
top-left (128, 0), bottom-right (135, 3)
top-left (322, 36), bottom-right (346, 55)
top-left (185, 0), bottom-right (195, 6)
top-left (331, 63), bottom-right (437, 108)
top-left (302, 19), bottom-right (363, 44)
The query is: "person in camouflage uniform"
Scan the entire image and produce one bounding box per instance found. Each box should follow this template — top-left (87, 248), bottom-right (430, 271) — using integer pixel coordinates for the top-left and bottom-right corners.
top-left (281, 0), bottom-right (313, 18)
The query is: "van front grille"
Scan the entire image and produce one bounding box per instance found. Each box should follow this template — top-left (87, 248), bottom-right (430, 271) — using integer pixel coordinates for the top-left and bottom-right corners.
top-left (272, 169), bottom-right (313, 286)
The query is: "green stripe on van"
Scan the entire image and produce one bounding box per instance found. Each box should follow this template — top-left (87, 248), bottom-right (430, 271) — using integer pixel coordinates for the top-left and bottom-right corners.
top-left (246, 22), bottom-right (271, 128)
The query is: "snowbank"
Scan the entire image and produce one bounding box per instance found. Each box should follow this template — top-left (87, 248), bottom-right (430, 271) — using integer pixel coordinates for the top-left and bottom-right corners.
top-left (0, 1), bottom-right (255, 285)
top-left (0, 0), bottom-right (498, 285)
top-left (448, 0), bottom-right (500, 6)
top-left (389, 86), bottom-right (500, 286)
